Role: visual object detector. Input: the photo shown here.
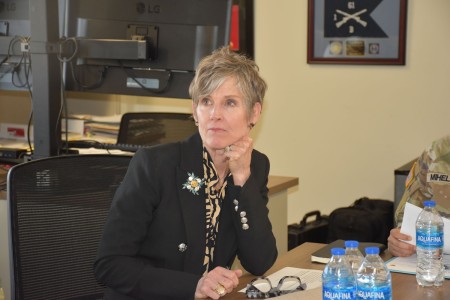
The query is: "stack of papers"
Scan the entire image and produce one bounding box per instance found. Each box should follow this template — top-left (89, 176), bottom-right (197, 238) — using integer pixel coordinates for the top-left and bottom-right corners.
top-left (391, 202), bottom-right (450, 279)
top-left (400, 202), bottom-right (450, 253)
top-left (85, 115), bottom-right (121, 139)
top-left (63, 114), bottom-right (122, 143)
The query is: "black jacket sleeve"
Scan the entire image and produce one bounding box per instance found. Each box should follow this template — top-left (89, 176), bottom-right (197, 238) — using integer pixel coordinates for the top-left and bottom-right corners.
top-left (227, 151), bottom-right (277, 275)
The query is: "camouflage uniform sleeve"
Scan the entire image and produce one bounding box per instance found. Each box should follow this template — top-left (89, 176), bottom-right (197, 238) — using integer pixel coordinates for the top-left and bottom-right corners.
top-left (394, 150), bottom-right (433, 226)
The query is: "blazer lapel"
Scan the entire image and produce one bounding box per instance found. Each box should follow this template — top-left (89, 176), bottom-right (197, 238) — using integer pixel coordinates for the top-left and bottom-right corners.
top-left (177, 133), bottom-right (206, 274)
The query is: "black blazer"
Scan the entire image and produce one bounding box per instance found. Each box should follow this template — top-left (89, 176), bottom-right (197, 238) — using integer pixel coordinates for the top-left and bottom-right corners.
top-left (94, 133), bottom-right (277, 300)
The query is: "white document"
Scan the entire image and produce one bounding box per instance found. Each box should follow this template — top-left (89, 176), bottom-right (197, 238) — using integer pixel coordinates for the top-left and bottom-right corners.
top-left (400, 202), bottom-right (450, 254)
top-left (239, 267), bottom-right (323, 293)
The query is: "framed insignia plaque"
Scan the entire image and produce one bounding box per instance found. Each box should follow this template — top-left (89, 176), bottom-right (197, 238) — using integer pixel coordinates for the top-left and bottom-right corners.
top-left (307, 0), bottom-right (408, 65)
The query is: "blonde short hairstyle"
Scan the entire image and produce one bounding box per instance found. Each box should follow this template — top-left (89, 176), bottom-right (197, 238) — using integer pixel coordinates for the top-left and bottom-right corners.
top-left (189, 47), bottom-right (267, 117)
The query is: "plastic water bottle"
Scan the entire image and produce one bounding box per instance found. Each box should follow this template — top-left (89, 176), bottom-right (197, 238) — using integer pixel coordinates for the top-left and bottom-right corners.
top-left (345, 240), bottom-right (364, 275)
top-left (416, 199), bottom-right (444, 287)
top-left (356, 247), bottom-right (392, 300)
top-left (322, 247), bottom-right (356, 300)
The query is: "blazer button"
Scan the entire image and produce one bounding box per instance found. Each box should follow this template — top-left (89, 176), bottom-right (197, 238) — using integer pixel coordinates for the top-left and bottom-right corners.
top-left (178, 243), bottom-right (188, 252)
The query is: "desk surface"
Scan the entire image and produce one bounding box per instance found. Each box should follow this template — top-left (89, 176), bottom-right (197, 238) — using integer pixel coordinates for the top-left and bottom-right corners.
top-left (224, 242), bottom-right (449, 299)
top-left (267, 176), bottom-right (298, 195)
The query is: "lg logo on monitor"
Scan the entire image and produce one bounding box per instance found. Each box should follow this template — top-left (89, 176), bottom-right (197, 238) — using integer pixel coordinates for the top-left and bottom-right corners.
top-left (136, 2), bottom-right (161, 14)
top-left (0, 1), bottom-right (17, 13)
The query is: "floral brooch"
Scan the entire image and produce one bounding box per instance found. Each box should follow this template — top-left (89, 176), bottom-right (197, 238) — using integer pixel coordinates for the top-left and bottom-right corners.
top-left (182, 172), bottom-right (204, 195)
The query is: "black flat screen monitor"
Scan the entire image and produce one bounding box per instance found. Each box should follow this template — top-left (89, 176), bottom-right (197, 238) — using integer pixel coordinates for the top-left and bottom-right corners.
top-left (0, 0), bottom-right (31, 91)
top-left (62, 0), bottom-right (232, 99)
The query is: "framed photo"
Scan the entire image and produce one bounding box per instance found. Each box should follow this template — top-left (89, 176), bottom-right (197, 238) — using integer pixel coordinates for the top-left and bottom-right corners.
top-left (307, 0), bottom-right (408, 65)
top-left (230, 0), bottom-right (254, 59)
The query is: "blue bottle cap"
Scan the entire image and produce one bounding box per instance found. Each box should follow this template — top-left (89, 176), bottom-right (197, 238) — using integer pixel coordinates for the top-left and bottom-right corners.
top-left (345, 240), bottom-right (359, 248)
top-left (423, 200), bottom-right (436, 207)
top-left (331, 248), bottom-right (345, 256)
top-left (365, 247), bottom-right (380, 255)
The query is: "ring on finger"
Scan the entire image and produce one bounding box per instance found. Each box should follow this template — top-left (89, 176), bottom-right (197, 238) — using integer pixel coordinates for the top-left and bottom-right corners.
top-left (214, 284), bottom-right (226, 297)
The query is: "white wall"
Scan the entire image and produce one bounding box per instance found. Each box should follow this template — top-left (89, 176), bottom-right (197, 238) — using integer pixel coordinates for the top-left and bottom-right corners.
top-left (253, 0), bottom-right (450, 223)
top-left (1, 0), bottom-right (450, 225)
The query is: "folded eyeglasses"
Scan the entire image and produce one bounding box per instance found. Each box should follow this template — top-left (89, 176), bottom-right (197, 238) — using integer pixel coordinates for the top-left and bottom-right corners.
top-left (245, 275), bottom-right (307, 299)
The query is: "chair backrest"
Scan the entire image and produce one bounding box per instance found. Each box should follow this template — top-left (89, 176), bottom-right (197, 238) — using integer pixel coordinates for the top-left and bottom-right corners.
top-left (116, 112), bottom-right (197, 146)
top-left (7, 154), bottom-right (131, 300)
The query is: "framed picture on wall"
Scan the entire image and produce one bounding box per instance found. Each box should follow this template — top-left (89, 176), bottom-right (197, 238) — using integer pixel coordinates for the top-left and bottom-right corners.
top-left (230, 0), bottom-right (254, 59)
top-left (307, 0), bottom-right (408, 65)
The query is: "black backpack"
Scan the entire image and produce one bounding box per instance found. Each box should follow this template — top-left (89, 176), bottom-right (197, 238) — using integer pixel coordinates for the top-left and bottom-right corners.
top-left (327, 197), bottom-right (394, 245)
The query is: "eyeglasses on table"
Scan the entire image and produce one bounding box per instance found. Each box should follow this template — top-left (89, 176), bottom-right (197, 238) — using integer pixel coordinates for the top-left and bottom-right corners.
top-left (245, 275), bottom-right (307, 299)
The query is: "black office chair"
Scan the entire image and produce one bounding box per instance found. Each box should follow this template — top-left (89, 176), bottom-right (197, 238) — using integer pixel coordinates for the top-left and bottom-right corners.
top-left (7, 154), bottom-right (132, 300)
top-left (116, 112), bottom-right (197, 146)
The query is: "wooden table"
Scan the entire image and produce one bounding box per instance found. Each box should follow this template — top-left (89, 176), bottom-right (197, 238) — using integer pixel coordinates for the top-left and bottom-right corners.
top-left (224, 242), bottom-right (449, 299)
